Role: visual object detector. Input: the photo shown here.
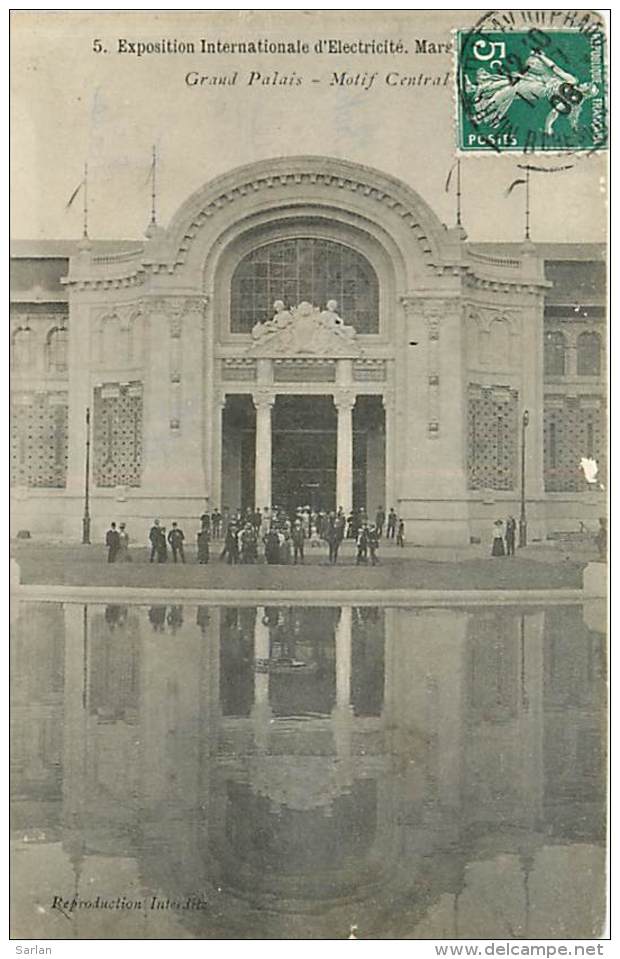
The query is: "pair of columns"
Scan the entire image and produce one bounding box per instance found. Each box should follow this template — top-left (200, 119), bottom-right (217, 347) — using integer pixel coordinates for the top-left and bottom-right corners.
top-left (253, 391), bottom-right (357, 513)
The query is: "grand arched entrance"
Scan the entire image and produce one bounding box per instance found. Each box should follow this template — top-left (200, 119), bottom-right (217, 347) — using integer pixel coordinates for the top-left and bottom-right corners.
top-left (220, 392), bottom-right (386, 513)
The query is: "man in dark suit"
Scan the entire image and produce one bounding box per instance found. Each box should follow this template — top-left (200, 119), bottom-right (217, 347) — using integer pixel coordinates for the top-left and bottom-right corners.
top-left (375, 506), bottom-right (386, 538)
top-left (386, 508), bottom-right (397, 539)
top-left (148, 519), bottom-right (161, 563)
top-left (105, 522), bottom-right (120, 563)
top-left (167, 522), bottom-right (186, 563)
top-left (505, 516), bottom-right (517, 557)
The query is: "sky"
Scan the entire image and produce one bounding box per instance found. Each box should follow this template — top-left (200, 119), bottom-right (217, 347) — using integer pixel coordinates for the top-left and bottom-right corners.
top-left (10, 9), bottom-right (607, 243)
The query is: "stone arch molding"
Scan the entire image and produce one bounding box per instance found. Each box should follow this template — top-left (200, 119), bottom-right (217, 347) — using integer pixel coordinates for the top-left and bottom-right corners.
top-left (148, 156), bottom-right (460, 285)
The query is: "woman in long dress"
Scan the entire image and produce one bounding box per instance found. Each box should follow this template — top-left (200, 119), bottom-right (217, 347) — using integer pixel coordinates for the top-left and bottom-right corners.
top-left (491, 520), bottom-right (506, 557)
top-left (117, 523), bottom-right (132, 562)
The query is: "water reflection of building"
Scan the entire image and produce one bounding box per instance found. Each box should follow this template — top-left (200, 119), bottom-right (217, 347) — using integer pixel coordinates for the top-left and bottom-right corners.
top-left (11, 601), bottom-right (606, 939)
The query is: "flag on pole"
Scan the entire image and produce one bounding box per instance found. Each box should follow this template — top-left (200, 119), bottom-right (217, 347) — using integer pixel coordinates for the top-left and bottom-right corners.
top-left (445, 161), bottom-right (458, 193)
top-left (144, 147), bottom-right (156, 186)
top-left (505, 177), bottom-right (527, 196)
top-left (65, 178), bottom-right (84, 209)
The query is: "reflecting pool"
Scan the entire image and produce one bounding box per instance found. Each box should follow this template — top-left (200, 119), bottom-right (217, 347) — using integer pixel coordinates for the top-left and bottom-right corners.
top-left (10, 600), bottom-right (606, 939)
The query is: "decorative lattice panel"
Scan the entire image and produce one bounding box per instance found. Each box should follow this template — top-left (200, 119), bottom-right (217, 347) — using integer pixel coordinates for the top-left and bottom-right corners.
top-left (544, 396), bottom-right (606, 491)
top-left (11, 392), bottom-right (68, 487)
top-left (93, 382), bottom-right (143, 487)
top-left (467, 385), bottom-right (518, 490)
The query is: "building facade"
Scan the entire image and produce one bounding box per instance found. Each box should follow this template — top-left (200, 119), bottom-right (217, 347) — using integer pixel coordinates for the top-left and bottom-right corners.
top-left (10, 156), bottom-right (606, 544)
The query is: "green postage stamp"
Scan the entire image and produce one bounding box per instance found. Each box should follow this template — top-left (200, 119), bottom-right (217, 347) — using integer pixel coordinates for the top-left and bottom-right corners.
top-left (457, 27), bottom-right (607, 152)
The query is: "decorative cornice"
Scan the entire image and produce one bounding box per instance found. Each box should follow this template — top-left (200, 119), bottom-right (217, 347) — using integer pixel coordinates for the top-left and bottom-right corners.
top-left (165, 156), bottom-right (449, 272)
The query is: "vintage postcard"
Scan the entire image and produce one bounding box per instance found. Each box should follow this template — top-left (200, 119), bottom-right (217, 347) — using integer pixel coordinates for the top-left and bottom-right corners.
top-left (10, 8), bottom-right (608, 944)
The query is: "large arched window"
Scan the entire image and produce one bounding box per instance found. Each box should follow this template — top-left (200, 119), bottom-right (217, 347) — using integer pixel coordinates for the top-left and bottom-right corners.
top-left (230, 238), bottom-right (379, 333)
top-left (544, 331), bottom-right (566, 376)
top-left (46, 327), bottom-right (68, 373)
top-left (11, 327), bottom-right (33, 371)
top-left (577, 331), bottom-right (601, 376)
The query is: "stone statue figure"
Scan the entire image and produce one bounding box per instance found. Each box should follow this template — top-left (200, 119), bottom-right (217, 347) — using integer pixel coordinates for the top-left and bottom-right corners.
top-left (251, 300), bottom-right (293, 340)
top-left (320, 300), bottom-right (355, 339)
top-left (250, 299), bottom-right (358, 353)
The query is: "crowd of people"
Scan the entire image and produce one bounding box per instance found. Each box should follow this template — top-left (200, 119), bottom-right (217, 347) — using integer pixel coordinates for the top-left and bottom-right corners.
top-left (104, 504), bottom-right (407, 566)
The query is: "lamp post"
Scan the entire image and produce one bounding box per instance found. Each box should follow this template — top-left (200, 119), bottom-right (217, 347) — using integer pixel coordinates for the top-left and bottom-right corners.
top-left (519, 409), bottom-right (529, 548)
top-left (82, 407), bottom-right (91, 544)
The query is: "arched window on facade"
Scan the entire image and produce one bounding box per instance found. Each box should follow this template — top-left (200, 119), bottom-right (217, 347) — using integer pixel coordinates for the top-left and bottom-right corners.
top-left (100, 315), bottom-right (120, 365)
top-left (230, 238), bottom-right (380, 333)
top-left (11, 327), bottom-right (34, 372)
top-left (46, 327), bottom-right (68, 373)
top-left (577, 331), bottom-right (601, 376)
top-left (544, 331), bottom-right (566, 376)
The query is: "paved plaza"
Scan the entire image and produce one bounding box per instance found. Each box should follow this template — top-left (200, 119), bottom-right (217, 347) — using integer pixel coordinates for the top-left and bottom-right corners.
top-left (12, 538), bottom-right (591, 591)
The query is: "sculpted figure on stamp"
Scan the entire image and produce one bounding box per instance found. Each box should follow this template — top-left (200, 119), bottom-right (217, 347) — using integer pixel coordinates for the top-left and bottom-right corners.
top-left (457, 25), bottom-right (607, 153)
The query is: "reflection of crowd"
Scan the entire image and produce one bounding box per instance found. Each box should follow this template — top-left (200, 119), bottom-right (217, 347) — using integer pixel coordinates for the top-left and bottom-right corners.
top-left (104, 503), bottom-right (407, 566)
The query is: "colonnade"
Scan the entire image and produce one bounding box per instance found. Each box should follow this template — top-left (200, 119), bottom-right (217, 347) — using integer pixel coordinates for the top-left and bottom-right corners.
top-left (217, 389), bottom-right (394, 514)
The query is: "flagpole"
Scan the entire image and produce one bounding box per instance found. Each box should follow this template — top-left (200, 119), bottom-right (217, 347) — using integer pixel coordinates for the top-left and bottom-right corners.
top-left (83, 162), bottom-right (89, 240)
top-left (525, 166), bottom-right (530, 241)
top-left (456, 158), bottom-right (462, 228)
top-left (150, 145), bottom-right (157, 227)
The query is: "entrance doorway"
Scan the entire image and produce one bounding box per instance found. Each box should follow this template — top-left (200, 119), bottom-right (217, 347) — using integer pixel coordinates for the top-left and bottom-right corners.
top-left (220, 393), bottom-right (386, 513)
top-left (272, 396), bottom-right (336, 512)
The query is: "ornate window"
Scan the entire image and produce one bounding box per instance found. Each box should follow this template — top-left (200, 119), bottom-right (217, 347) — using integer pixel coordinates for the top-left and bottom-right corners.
top-left (577, 331), bottom-right (601, 376)
top-left (93, 382), bottom-right (143, 487)
top-left (11, 327), bottom-right (34, 372)
top-left (11, 392), bottom-right (68, 487)
top-left (544, 397), bottom-right (606, 491)
top-left (46, 327), bottom-right (68, 373)
top-left (544, 331), bottom-right (566, 376)
top-left (467, 385), bottom-right (518, 490)
top-left (230, 238), bottom-right (379, 334)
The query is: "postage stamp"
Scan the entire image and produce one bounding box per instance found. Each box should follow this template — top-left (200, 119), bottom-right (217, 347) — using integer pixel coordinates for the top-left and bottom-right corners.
top-left (457, 27), bottom-right (607, 153)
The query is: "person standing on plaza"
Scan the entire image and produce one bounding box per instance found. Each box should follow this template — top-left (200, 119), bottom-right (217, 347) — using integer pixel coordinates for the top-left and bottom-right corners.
top-left (386, 508), bottom-right (397, 539)
top-left (117, 523), bottom-right (132, 562)
top-left (156, 526), bottom-right (168, 563)
top-left (367, 524), bottom-right (380, 565)
top-left (211, 509), bottom-right (222, 539)
top-left (240, 522), bottom-right (258, 564)
top-left (264, 526), bottom-right (281, 565)
top-left (222, 522), bottom-right (239, 564)
top-left (375, 506), bottom-right (385, 538)
top-left (197, 524), bottom-right (210, 564)
top-left (280, 528), bottom-right (292, 565)
top-left (356, 524), bottom-right (369, 565)
top-left (199, 506), bottom-right (211, 536)
top-left (105, 522), bottom-right (120, 563)
top-left (396, 518), bottom-right (405, 547)
top-left (292, 519), bottom-right (305, 565)
top-left (148, 519), bottom-right (161, 563)
top-left (491, 520), bottom-right (505, 557)
top-left (168, 522), bottom-right (186, 563)
top-left (505, 516), bottom-right (517, 557)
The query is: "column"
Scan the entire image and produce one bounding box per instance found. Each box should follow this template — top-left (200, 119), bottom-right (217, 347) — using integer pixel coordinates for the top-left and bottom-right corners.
top-left (253, 391), bottom-right (274, 510)
top-left (334, 390), bottom-right (355, 514)
top-left (333, 606), bottom-right (353, 782)
top-left (335, 606), bottom-right (352, 708)
top-left (252, 607), bottom-right (272, 753)
top-left (211, 394), bottom-right (226, 510)
top-left (383, 390), bottom-right (396, 511)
